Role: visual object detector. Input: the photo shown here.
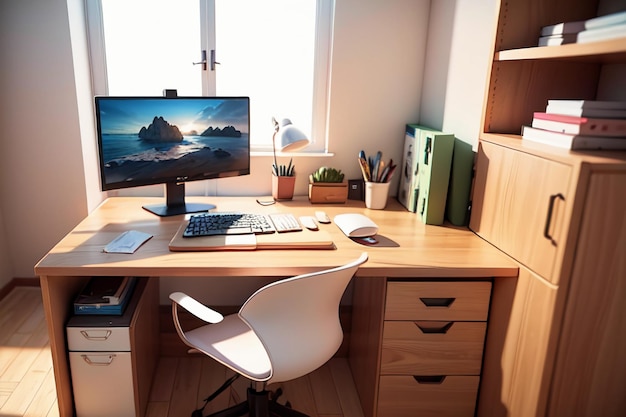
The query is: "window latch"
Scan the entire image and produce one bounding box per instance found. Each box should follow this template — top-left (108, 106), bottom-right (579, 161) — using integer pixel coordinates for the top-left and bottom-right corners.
top-left (210, 49), bottom-right (220, 71)
top-left (193, 50), bottom-right (208, 71)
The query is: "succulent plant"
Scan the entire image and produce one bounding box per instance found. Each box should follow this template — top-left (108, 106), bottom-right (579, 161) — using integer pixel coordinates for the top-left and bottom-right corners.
top-left (309, 166), bottom-right (345, 183)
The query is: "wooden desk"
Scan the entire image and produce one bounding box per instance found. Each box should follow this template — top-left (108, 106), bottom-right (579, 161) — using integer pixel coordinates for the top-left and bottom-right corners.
top-left (35, 196), bottom-right (518, 417)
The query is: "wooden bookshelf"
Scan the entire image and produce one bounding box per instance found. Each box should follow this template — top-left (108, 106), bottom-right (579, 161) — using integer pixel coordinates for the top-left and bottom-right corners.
top-left (481, 0), bottom-right (626, 136)
top-left (473, 1), bottom-right (626, 416)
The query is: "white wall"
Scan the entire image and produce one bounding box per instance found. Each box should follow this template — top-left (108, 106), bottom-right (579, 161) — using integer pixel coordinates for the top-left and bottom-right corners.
top-left (420, 0), bottom-right (497, 147)
top-left (0, 0), bottom-right (497, 297)
top-left (0, 0), bottom-right (89, 283)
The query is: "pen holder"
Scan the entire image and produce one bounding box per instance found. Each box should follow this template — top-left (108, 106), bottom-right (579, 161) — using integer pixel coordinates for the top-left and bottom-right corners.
top-left (365, 181), bottom-right (391, 209)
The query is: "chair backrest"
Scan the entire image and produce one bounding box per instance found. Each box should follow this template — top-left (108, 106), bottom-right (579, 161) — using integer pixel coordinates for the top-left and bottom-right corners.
top-left (239, 252), bottom-right (368, 384)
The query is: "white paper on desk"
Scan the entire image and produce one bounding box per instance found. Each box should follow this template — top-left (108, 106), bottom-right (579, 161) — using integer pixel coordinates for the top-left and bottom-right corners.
top-left (104, 230), bottom-right (153, 254)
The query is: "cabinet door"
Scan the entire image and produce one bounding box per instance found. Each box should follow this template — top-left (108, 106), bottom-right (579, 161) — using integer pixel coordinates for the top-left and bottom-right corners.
top-left (478, 267), bottom-right (558, 417)
top-left (470, 141), bottom-right (571, 284)
top-left (548, 173), bottom-right (626, 416)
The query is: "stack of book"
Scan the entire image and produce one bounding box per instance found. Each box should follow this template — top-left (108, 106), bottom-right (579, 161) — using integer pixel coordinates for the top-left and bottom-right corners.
top-left (522, 100), bottom-right (626, 150)
top-left (73, 276), bottom-right (137, 315)
top-left (538, 10), bottom-right (626, 46)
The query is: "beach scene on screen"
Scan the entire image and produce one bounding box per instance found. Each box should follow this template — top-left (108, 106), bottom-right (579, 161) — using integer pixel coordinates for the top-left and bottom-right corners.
top-left (97, 97), bottom-right (250, 187)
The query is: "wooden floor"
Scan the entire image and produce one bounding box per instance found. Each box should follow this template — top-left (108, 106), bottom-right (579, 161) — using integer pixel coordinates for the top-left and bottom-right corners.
top-left (1, 287), bottom-right (365, 417)
top-left (0, 286), bottom-right (58, 417)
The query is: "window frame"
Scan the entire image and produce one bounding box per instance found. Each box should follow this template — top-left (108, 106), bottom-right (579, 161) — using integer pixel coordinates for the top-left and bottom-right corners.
top-left (85, 0), bottom-right (333, 155)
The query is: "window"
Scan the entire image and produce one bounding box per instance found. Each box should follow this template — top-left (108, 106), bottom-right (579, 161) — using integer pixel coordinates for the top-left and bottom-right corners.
top-left (86, 0), bottom-right (333, 153)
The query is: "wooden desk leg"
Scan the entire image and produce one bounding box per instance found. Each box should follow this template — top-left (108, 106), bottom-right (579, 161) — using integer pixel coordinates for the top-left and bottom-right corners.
top-left (40, 275), bottom-right (88, 417)
top-left (349, 276), bottom-right (386, 417)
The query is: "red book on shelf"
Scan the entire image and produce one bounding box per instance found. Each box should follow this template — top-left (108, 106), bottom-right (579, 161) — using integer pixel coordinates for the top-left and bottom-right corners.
top-left (532, 112), bottom-right (626, 137)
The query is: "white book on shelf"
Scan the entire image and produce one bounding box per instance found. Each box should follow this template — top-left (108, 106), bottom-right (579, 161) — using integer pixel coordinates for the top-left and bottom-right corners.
top-left (540, 11), bottom-right (626, 36)
top-left (522, 125), bottom-right (626, 150)
top-left (541, 20), bottom-right (586, 36)
top-left (577, 22), bottom-right (626, 43)
top-left (538, 34), bottom-right (578, 46)
top-left (545, 105), bottom-right (626, 119)
top-left (546, 99), bottom-right (626, 109)
top-left (546, 100), bottom-right (626, 119)
top-left (584, 10), bottom-right (626, 29)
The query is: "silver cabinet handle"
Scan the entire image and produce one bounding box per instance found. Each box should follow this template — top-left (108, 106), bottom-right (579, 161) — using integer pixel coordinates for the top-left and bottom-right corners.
top-left (81, 354), bottom-right (116, 366)
top-left (80, 330), bottom-right (112, 341)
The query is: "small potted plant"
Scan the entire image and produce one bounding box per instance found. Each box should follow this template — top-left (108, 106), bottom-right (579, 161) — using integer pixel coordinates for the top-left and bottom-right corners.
top-left (308, 166), bottom-right (348, 203)
top-left (272, 158), bottom-right (296, 200)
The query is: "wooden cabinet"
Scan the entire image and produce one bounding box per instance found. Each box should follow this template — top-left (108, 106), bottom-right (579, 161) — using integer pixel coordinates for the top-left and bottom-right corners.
top-left (350, 279), bottom-right (492, 417)
top-left (471, 1), bottom-right (626, 415)
top-left (473, 145), bottom-right (626, 416)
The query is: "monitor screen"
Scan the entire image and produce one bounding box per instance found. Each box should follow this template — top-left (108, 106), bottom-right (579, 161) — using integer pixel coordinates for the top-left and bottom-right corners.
top-left (95, 96), bottom-right (250, 216)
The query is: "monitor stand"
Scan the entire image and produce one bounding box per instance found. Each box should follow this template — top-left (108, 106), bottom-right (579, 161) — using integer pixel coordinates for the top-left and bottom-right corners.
top-left (142, 182), bottom-right (216, 217)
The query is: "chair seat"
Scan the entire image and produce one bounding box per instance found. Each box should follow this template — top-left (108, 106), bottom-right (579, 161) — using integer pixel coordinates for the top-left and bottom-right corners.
top-left (184, 314), bottom-right (272, 381)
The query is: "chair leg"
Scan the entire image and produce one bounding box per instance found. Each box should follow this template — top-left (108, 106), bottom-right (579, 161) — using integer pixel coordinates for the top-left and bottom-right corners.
top-left (268, 400), bottom-right (309, 417)
top-left (248, 388), bottom-right (270, 417)
top-left (204, 400), bottom-right (248, 417)
top-left (203, 386), bottom-right (309, 417)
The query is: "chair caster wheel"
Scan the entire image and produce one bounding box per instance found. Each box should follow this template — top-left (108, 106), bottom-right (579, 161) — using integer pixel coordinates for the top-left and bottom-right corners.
top-left (271, 387), bottom-right (283, 402)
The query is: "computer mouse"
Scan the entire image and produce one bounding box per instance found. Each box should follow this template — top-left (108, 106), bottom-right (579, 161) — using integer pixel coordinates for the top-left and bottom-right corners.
top-left (333, 213), bottom-right (379, 237)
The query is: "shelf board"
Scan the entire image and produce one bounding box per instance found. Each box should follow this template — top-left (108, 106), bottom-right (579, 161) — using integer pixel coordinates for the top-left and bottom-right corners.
top-left (495, 37), bottom-right (626, 63)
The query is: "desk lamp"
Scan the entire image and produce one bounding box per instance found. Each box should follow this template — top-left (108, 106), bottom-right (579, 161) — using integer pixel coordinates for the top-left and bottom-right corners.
top-left (269, 117), bottom-right (310, 201)
top-left (272, 117), bottom-right (310, 176)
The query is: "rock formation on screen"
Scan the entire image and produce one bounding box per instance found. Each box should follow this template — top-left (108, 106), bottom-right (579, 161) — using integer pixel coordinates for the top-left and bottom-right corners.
top-left (200, 125), bottom-right (242, 137)
top-left (138, 116), bottom-right (183, 142)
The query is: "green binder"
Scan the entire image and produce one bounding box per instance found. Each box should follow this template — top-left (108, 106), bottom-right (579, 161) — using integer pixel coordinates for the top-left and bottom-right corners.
top-left (415, 126), bottom-right (454, 225)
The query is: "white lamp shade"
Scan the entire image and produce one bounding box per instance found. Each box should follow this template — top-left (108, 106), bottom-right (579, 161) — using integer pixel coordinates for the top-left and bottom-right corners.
top-left (277, 118), bottom-right (310, 152)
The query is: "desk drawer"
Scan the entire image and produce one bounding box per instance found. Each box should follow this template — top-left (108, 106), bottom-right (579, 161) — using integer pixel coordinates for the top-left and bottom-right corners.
top-left (381, 321), bottom-right (486, 375)
top-left (378, 375), bottom-right (479, 417)
top-left (385, 281), bottom-right (491, 321)
top-left (69, 351), bottom-right (135, 417)
top-left (67, 327), bottom-right (131, 352)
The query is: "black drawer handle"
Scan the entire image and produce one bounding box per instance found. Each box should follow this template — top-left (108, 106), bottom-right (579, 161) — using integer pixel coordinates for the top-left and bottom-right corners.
top-left (414, 375), bottom-right (446, 384)
top-left (419, 297), bottom-right (455, 307)
top-left (544, 193), bottom-right (564, 246)
top-left (415, 321), bottom-right (453, 334)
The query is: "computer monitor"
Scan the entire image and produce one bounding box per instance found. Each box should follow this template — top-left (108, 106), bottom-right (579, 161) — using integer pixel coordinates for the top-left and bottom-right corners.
top-left (95, 96), bottom-right (250, 216)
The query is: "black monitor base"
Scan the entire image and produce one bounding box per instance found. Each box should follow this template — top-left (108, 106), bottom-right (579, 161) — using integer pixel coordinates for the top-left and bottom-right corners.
top-left (142, 202), bottom-right (215, 217)
top-left (142, 182), bottom-right (216, 217)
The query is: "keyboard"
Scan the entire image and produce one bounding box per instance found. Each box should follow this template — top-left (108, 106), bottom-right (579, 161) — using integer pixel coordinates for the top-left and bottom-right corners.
top-left (182, 212), bottom-right (301, 238)
top-left (268, 213), bottom-right (302, 233)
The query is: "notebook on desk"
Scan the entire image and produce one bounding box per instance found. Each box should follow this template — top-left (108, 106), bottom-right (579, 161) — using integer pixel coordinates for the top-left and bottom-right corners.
top-left (168, 221), bottom-right (335, 251)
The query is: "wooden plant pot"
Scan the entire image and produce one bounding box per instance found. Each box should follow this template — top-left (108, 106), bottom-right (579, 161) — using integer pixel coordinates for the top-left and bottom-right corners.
top-left (308, 181), bottom-right (348, 204)
top-left (272, 175), bottom-right (296, 200)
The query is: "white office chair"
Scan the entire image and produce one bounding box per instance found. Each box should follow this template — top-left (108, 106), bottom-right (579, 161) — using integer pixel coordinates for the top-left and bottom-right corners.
top-left (169, 252), bottom-right (368, 417)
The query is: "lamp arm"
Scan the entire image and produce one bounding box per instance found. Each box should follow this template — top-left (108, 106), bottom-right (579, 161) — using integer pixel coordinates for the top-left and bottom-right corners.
top-left (272, 130), bottom-right (278, 176)
top-left (272, 129), bottom-right (280, 177)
